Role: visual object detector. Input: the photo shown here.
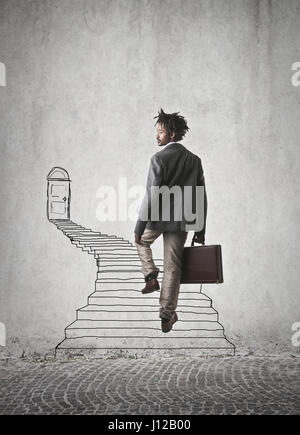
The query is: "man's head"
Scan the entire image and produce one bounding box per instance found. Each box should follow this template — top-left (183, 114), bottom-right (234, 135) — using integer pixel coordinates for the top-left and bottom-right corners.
top-left (154, 108), bottom-right (189, 146)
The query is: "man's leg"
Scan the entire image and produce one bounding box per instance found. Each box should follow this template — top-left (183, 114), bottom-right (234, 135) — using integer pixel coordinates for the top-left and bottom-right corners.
top-left (135, 228), bottom-right (162, 282)
top-left (160, 231), bottom-right (188, 320)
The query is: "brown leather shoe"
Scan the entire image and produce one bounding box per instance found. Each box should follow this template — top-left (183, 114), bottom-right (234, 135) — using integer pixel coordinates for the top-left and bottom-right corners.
top-left (141, 278), bottom-right (160, 294)
top-left (161, 312), bottom-right (178, 333)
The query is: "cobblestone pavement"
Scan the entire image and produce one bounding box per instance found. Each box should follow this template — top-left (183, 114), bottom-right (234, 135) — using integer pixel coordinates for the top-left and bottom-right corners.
top-left (0, 356), bottom-right (299, 415)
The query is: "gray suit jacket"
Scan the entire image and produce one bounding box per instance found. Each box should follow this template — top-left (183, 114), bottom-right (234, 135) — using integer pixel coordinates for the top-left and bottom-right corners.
top-left (134, 142), bottom-right (207, 236)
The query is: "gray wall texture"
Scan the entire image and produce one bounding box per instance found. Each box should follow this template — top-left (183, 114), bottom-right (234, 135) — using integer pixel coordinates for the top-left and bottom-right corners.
top-left (0, 0), bottom-right (300, 357)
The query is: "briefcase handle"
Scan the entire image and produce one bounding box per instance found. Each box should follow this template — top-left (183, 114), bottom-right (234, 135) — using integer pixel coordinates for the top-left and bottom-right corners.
top-left (191, 233), bottom-right (205, 247)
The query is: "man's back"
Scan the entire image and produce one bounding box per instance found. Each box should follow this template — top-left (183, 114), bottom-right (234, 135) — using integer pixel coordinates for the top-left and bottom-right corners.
top-left (154, 142), bottom-right (204, 189)
top-left (142, 142), bottom-right (206, 233)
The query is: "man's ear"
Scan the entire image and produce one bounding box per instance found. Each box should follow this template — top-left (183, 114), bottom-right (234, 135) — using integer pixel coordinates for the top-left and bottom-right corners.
top-left (170, 131), bottom-right (176, 140)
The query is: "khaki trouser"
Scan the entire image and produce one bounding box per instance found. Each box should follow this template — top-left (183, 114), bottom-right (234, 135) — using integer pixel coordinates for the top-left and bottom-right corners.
top-left (135, 228), bottom-right (188, 320)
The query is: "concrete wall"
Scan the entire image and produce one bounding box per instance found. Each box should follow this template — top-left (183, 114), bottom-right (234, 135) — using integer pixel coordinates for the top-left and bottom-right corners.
top-left (0, 0), bottom-right (299, 357)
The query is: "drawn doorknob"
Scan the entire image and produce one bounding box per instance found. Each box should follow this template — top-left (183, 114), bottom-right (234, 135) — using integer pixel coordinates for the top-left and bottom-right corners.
top-left (63, 197), bottom-right (67, 201)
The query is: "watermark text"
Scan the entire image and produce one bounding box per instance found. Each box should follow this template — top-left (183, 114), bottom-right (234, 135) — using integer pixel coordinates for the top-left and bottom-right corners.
top-left (96, 178), bottom-right (205, 232)
top-left (0, 322), bottom-right (6, 347)
top-left (0, 62), bottom-right (6, 86)
top-left (291, 322), bottom-right (300, 347)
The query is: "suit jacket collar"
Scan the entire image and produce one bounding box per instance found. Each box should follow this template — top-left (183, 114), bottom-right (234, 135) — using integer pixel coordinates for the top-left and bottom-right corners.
top-left (161, 141), bottom-right (182, 150)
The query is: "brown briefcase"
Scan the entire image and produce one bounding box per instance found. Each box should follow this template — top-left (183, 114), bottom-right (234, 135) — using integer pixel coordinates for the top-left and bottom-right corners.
top-left (180, 242), bottom-right (224, 284)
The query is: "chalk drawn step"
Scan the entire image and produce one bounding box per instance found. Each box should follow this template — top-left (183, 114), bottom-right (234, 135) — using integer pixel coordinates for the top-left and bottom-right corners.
top-left (58, 336), bottom-right (233, 349)
top-left (96, 271), bottom-right (145, 279)
top-left (65, 320), bottom-right (224, 337)
top-left (56, 342), bottom-right (234, 357)
top-left (65, 232), bottom-right (120, 238)
top-left (88, 297), bottom-right (212, 309)
top-left (94, 253), bottom-right (141, 259)
top-left (74, 241), bottom-right (132, 247)
top-left (77, 307), bottom-right (218, 322)
top-left (96, 265), bottom-right (161, 272)
top-left (89, 289), bottom-right (212, 300)
top-left (93, 248), bottom-right (139, 254)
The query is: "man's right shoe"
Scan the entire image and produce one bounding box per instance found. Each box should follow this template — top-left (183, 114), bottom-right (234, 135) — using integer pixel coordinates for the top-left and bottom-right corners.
top-left (141, 278), bottom-right (160, 294)
top-left (161, 312), bottom-right (178, 333)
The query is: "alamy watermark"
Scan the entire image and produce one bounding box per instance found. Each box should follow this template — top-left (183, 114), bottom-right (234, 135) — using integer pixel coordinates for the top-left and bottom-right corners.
top-left (0, 62), bottom-right (6, 86)
top-left (291, 322), bottom-right (300, 347)
top-left (0, 322), bottom-right (6, 347)
top-left (291, 62), bottom-right (300, 87)
top-left (96, 177), bottom-right (205, 232)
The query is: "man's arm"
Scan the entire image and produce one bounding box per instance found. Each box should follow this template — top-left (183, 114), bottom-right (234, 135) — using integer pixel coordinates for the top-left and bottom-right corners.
top-left (134, 154), bottom-right (164, 241)
top-left (194, 158), bottom-right (207, 244)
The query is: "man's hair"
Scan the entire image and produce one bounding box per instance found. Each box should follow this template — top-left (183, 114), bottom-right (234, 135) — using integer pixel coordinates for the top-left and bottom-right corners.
top-left (154, 108), bottom-right (189, 141)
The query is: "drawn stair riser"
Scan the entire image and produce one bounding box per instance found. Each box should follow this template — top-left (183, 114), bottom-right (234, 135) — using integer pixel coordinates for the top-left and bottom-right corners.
top-left (97, 271), bottom-right (147, 280)
top-left (97, 260), bottom-right (164, 268)
top-left (59, 337), bottom-right (232, 349)
top-left (77, 311), bottom-right (219, 322)
top-left (66, 328), bottom-right (225, 339)
top-left (95, 280), bottom-right (146, 288)
top-left (56, 347), bottom-right (234, 357)
top-left (88, 298), bottom-right (213, 309)
top-left (85, 304), bottom-right (213, 313)
top-left (88, 290), bottom-right (212, 300)
top-left (96, 265), bottom-right (157, 272)
top-left (95, 254), bottom-right (141, 259)
top-left (74, 242), bottom-right (131, 248)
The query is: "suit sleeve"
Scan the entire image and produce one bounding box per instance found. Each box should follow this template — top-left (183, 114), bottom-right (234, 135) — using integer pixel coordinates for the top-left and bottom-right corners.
top-left (134, 154), bottom-right (164, 237)
top-left (196, 158), bottom-right (207, 235)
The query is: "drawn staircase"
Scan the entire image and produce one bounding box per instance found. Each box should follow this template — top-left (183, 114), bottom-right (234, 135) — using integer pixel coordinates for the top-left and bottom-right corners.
top-left (51, 220), bottom-right (235, 357)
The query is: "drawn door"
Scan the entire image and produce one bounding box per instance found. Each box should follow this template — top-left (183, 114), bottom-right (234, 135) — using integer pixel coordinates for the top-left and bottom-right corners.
top-left (47, 167), bottom-right (71, 220)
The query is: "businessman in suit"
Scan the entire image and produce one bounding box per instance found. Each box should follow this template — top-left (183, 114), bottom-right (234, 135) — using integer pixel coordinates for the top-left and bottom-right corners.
top-left (134, 109), bottom-right (207, 333)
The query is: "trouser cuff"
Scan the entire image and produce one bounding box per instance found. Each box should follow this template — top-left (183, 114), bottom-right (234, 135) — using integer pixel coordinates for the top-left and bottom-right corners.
top-left (145, 269), bottom-right (159, 282)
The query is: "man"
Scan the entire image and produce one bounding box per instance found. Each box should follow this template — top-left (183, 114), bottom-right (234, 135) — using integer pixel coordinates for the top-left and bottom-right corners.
top-left (134, 109), bottom-right (207, 333)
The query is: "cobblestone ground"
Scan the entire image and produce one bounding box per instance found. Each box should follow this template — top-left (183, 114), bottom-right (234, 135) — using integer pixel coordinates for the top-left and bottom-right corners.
top-left (0, 356), bottom-right (299, 415)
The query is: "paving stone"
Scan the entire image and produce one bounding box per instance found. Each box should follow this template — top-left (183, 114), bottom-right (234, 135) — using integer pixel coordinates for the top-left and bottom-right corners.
top-left (0, 357), bottom-right (299, 415)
